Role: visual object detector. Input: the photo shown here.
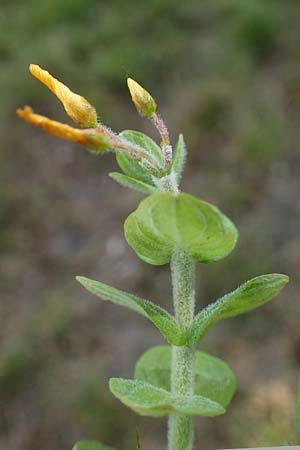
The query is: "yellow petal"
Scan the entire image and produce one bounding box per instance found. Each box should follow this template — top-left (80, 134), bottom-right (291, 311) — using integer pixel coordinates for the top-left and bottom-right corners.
top-left (127, 78), bottom-right (157, 117)
top-left (17, 106), bottom-right (111, 152)
top-left (29, 64), bottom-right (98, 128)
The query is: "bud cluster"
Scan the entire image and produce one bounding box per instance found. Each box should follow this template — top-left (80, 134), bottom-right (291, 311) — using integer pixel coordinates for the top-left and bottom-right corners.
top-left (17, 65), bottom-right (174, 177)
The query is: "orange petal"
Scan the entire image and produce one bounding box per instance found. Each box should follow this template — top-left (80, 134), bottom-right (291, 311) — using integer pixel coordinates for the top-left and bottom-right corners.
top-left (17, 106), bottom-right (110, 152)
top-left (29, 64), bottom-right (97, 128)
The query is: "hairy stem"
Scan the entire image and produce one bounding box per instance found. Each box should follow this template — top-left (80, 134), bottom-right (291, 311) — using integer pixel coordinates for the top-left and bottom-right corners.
top-left (154, 172), bottom-right (179, 194)
top-left (168, 251), bottom-right (196, 450)
top-left (150, 112), bottom-right (172, 170)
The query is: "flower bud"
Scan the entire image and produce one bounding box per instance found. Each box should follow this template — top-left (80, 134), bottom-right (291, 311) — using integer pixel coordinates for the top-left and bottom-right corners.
top-left (127, 78), bottom-right (157, 117)
top-left (17, 106), bottom-right (111, 152)
top-left (29, 64), bottom-right (98, 128)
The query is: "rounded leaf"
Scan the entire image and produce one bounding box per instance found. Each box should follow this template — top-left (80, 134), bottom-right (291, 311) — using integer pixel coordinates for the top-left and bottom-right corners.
top-left (124, 192), bottom-right (238, 265)
top-left (134, 345), bottom-right (236, 408)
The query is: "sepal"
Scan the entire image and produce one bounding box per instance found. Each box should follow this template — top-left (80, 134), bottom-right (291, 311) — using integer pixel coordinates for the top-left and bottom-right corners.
top-left (127, 78), bottom-right (157, 117)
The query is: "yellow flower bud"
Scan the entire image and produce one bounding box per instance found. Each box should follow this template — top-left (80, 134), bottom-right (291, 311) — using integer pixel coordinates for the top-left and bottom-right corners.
top-left (127, 78), bottom-right (157, 117)
top-left (17, 106), bottom-right (111, 152)
top-left (29, 64), bottom-right (98, 128)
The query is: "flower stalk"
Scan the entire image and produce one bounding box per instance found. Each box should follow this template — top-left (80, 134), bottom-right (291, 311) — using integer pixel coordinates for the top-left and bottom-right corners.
top-left (150, 112), bottom-right (173, 170)
top-left (151, 112), bottom-right (170, 147)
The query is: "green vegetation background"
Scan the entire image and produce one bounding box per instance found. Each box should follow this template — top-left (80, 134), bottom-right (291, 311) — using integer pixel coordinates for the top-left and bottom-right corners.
top-left (1, 0), bottom-right (300, 449)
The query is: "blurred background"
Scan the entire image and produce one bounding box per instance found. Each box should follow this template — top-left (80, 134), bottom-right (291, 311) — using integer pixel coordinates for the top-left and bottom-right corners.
top-left (1, 0), bottom-right (300, 449)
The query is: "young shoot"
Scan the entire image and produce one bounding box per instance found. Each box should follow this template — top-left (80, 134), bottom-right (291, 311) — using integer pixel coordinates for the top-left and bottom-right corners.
top-left (17, 65), bottom-right (289, 450)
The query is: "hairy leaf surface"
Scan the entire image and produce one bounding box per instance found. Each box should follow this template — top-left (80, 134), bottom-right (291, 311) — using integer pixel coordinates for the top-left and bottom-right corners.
top-left (125, 192), bottom-right (238, 265)
top-left (172, 134), bottom-right (187, 183)
top-left (134, 345), bottom-right (236, 407)
top-left (76, 276), bottom-right (187, 345)
top-left (190, 274), bottom-right (289, 344)
top-left (109, 172), bottom-right (157, 194)
top-left (116, 130), bottom-right (163, 185)
top-left (109, 378), bottom-right (224, 417)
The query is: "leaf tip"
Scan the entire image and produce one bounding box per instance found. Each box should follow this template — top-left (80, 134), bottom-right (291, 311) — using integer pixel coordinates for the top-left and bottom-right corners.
top-left (281, 274), bottom-right (290, 283)
top-left (272, 273), bottom-right (290, 289)
top-left (76, 275), bottom-right (88, 285)
top-left (219, 405), bottom-right (226, 415)
top-left (108, 377), bottom-right (120, 395)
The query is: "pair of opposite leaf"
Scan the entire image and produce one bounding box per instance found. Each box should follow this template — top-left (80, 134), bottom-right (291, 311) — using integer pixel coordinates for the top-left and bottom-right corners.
top-left (72, 342), bottom-right (237, 450)
top-left (18, 65), bottom-right (289, 450)
top-left (69, 382), bottom-right (300, 450)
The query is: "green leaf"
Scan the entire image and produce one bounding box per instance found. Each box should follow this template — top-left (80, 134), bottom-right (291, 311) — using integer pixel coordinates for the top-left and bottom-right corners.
top-left (134, 346), bottom-right (236, 408)
top-left (172, 134), bottom-right (187, 183)
top-left (124, 192), bottom-right (238, 266)
top-left (296, 378), bottom-right (300, 445)
top-left (76, 276), bottom-right (187, 346)
top-left (109, 378), bottom-right (225, 417)
top-left (171, 394), bottom-right (225, 416)
top-left (116, 130), bottom-right (163, 185)
top-left (189, 274), bottom-right (289, 345)
top-left (72, 441), bottom-right (117, 450)
top-left (109, 172), bottom-right (157, 194)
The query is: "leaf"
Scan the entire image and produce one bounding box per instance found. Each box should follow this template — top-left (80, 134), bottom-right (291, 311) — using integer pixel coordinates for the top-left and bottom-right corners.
top-left (109, 172), bottom-right (157, 194)
top-left (134, 346), bottom-right (236, 408)
top-left (116, 130), bottom-right (163, 185)
top-left (124, 192), bottom-right (238, 266)
top-left (296, 378), bottom-right (300, 445)
top-left (109, 378), bottom-right (224, 417)
top-left (76, 276), bottom-right (187, 346)
top-left (189, 274), bottom-right (289, 345)
top-left (171, 394), bottom-right (224, 416)
top-left (172, 134), bottom-right (187, 183)
top-left (109, 378), bottom-right (170, 417)
top-left (72, 441), bottom-right (117, 450)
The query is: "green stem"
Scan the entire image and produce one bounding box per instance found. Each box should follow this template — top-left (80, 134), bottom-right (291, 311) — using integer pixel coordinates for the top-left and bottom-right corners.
top-left (168, 251), bottom-right (196, 450)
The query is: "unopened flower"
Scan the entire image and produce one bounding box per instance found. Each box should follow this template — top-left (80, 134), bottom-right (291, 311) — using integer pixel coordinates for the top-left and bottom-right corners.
top-left (17, 65), bottom-right (164, 174)
top-left (127, 78), bottom-right (157, 117)
top-left (29, 64), bottom-right (98, 128)
top-left (17, 106), bottom-right (112, 152)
